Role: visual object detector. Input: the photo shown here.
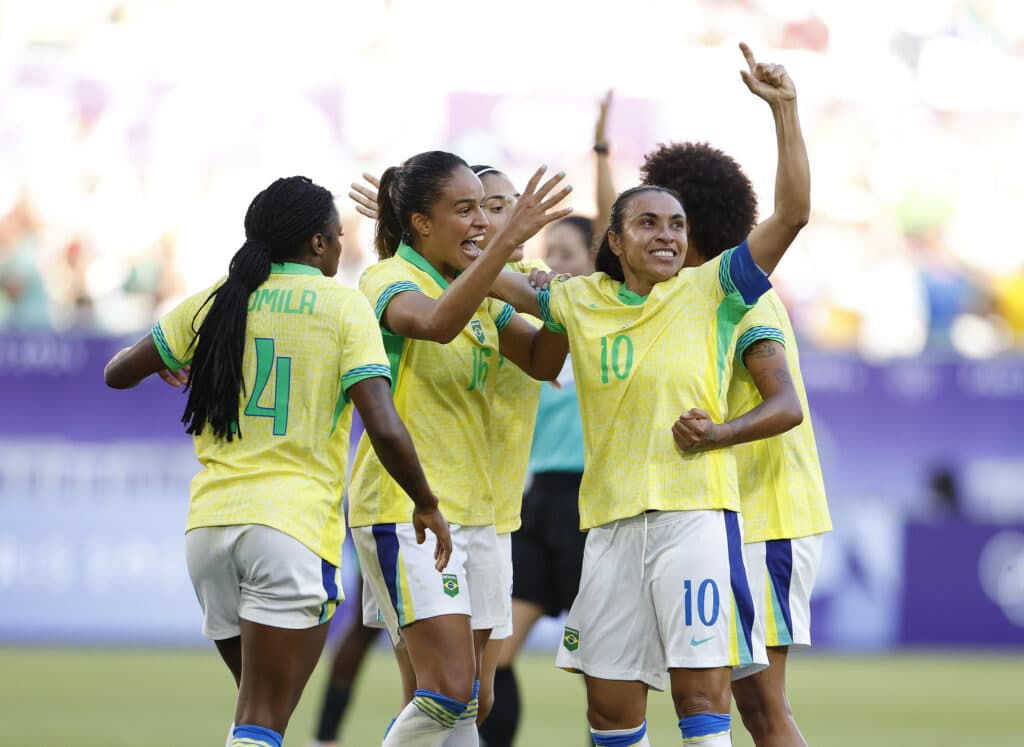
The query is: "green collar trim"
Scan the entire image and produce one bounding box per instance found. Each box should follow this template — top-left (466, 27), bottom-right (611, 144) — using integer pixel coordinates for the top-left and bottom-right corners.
top-left (617, 283), bottom-right (648, 306)
top-left (397, 242), bottom-right (448, 289)
top-left (270, 262), bottom-right (323, 277)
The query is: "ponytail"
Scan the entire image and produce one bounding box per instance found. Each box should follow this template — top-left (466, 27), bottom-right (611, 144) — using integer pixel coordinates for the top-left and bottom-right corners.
top-left (375, 166), bottom-right (403, 259)
top-left (373, 151), bottom-right (468, 260)
top-left (181, 175), bottom-right (334, 440)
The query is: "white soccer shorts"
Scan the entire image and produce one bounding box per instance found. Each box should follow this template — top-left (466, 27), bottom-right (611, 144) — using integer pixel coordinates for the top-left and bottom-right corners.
top-left (353, 522), bottom-right (504, 645)
top-left (555, 509), bottom-right (767, 691)
top-left (740, 533), bottom-right (825, 657)
top-left (185, 524), bottom-right (342, 640)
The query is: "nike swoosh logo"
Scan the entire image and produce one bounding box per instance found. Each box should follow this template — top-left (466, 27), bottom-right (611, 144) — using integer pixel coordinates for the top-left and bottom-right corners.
top-left (690, 635), bottom-right (716, 647)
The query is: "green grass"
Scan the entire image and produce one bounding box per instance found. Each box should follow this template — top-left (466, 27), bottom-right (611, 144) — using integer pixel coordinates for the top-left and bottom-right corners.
top-left (1, 647), bottom-right (1021, 746)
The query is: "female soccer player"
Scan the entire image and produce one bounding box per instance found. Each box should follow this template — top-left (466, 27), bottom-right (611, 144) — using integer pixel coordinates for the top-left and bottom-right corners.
top-left (490, 43), bottom-right (810, 747)
top-left (346, 151), bottom-right (571, 746)
top-left (598, 55), bottom-right (831, 747)
top-left (103, 176), bottom-right (450, 747)
top-left (483, 215), bottom-right (595, 747)
top-left (312, 163), bottom-right (555, 745)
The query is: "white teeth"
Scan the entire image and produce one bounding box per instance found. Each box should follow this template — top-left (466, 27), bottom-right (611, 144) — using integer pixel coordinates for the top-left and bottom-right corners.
top-left (652, 250), bottom-right (675, 257)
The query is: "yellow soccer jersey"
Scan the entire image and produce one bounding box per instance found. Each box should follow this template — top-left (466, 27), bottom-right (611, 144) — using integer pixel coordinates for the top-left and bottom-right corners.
top-left (347, 243), bottom-right (515, 528)
top-left (728, 289), bottom-right (832, 542)
top-left (537, 242), bottom-right (771, 530)
top-left (151, 262), bottom-right (391, 566)
top-left (490, 258), bottom-right (547, 533)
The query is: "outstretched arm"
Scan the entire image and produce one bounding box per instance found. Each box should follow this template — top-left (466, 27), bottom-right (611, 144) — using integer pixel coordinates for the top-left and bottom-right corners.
top-left (348, 377), bottom-right (452, 571)
top-left (594, 89), bottom-right (616, 255)
top-left (672, 339), bottom-right (802, 452)
top-left (739, 42), bottom-right (811, 275)
top-left (497, 317), bottom-right (569, 381)
top-left (383, 168), bottom-right (572, 343)
top-left (104, 335), bottom-right (169, 389)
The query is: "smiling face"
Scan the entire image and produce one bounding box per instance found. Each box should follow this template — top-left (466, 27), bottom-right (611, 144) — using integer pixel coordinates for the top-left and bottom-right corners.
top-left (412, 165), bottom-right (488, 275)
top-left (478, 172), bottom-right (523, 262)
top-left (608, 190), bottom-right (687, 295)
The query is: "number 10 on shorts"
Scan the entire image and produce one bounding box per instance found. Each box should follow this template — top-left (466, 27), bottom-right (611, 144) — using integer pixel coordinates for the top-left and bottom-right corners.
top-left (683, 579), bottom-right (720, 627)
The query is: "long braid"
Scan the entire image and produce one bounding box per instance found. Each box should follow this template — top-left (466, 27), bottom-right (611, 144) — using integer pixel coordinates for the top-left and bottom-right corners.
top-left (182, 176), bottom-right (334, 440)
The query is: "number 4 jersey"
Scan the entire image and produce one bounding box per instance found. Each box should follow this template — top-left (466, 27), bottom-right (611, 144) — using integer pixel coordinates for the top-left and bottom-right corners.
top-left (537, 242), bottom-right (771, 530)
top-left (152, 262), bottom-right (391, 565)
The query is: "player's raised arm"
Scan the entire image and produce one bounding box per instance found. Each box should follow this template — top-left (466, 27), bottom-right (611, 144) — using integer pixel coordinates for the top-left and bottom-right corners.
top-left (740, 42), bottom-right (810, 275)
top-left (380, 165), bottom-right (572, 344)
top-left (593, 89), bottom-right (616, 255)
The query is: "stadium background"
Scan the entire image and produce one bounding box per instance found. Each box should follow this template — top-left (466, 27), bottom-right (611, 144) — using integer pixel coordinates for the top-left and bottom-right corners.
top-left (1, 1), bottom-right (1022, 745)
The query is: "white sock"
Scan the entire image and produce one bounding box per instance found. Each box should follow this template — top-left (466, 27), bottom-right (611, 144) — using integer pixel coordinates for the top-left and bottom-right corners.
top-left (382, 690), bottom-right (466, 747)
top-left (443, 679), bottom-right (479, 746)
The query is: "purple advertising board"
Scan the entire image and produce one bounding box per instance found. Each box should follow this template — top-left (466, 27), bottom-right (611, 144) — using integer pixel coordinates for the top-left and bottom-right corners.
top-left (1, 333), bottom-right (1023, 647)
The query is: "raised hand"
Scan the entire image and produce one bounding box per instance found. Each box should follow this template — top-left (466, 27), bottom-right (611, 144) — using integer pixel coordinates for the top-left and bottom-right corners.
top-left (412, 503), bottom-right (453, 572)
top-left (349, 172), bottom-right (381, 220)
top-left (493, 166), bottom-right (574, 252)
top-left (739, 42), bottom-right (796, 106)
top-left (594, 89), bottom-right (614, 150)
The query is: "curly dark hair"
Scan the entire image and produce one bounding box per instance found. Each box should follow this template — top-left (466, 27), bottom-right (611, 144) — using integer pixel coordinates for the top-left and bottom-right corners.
top-left (640, 142), bottom-right (758, 260)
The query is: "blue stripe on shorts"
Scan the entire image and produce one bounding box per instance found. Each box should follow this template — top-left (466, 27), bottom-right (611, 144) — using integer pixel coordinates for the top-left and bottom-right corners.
top-left (725, 511), bottom-right (756, 664)
top-left (766, 538), bottom-right (794, 639)
top-left (372, 524), bottom-right (404, 625)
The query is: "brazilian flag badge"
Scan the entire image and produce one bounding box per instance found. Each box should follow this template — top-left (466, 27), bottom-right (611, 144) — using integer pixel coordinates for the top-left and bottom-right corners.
top-left (563, 626), bottom-right (580, 652)
top-left (442, 574), bottom-right (460, 597)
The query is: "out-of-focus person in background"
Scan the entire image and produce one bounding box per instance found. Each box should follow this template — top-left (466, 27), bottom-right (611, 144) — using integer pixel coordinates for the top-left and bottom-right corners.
top-left (103, 175), bottom-right (449, 747)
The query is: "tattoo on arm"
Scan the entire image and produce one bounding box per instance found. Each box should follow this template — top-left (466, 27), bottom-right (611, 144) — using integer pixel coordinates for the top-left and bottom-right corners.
top-left (773, 368), bottom-right (793, 386)
top-left (745, 339), bottom-right (780, 360)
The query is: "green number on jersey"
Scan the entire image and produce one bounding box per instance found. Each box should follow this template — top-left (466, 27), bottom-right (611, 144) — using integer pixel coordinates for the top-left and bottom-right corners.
top-left (600, 334), bottom-right (634, 384)
top-left (467, 347), bottom-right (492, 392)
top-left (244, 337), bottom-right (291, 435)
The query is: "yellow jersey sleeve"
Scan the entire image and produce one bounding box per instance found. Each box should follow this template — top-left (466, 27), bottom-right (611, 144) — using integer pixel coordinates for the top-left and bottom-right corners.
top-left (339, 291), bottom-right (393, 393)
top-left (151, 278), bottom-right (224, 370)
top-left (726, 290), bottom-right (832, 541)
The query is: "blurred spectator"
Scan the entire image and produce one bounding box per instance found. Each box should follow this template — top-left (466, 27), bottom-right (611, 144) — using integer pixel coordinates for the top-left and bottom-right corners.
top-left (0, 197), bottom-right (50, 330)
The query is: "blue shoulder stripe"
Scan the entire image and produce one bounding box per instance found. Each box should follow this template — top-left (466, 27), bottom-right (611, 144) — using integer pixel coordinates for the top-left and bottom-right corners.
top-left (342, 363), bottom-right (392, 383)
top-left (494, 302), bottom-right (514, 332)
top-left (537, 288), bottom-right (566, 334)
top-left (723, 240), bottom-right (771, 306)
top-left (374, 281), bottom-right (421, 320)
top-left (736, 326), bottom-right (786, 367)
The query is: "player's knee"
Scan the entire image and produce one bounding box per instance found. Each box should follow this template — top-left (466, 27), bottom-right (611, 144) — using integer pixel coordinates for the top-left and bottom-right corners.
top-left (434, 662), bottom-right (477, 704)
top-left (586, 698), bottom-right (646, 731)
top-left (672, 686), bottom-right (730, 718)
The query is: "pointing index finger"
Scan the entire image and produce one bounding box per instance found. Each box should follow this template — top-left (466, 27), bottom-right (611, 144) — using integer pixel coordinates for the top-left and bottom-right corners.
top-left (739, 41), bottom-right (757, 72)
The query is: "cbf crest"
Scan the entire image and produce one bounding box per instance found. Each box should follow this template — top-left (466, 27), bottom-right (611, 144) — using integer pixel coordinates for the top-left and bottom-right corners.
top-left (470, 319), bottom-right (485, 344)
top-left (563, 626), bottom-right (580, 652)
top-left (442, 574), bottom-right (460, 597)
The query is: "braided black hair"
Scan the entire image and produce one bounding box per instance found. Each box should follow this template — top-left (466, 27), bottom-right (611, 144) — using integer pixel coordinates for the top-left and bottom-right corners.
top-left (375, 151), bottom-right (468, 259)
top-left (595, 185), bottom-right (682, 281)
top-left (182, 176), bottom-right (335, 440)
top-left (640, 142), bottom-right (757, 260)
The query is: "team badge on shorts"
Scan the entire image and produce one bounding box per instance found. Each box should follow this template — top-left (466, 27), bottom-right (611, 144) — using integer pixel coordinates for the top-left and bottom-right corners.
top-left (563, 626), bottom-right (580, 652)
top-left (442, 574), bottom-right (460, 597)
top-left (471, 320), bottom-right (485, 344)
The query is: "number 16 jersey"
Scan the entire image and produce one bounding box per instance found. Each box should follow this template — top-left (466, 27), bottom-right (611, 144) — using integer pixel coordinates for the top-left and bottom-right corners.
top-left (537, 242), bottom-right (771, 530)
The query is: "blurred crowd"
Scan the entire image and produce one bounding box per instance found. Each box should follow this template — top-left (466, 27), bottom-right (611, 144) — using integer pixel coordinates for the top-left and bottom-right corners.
top-left (1, 0), bottom-right (1022, 357)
